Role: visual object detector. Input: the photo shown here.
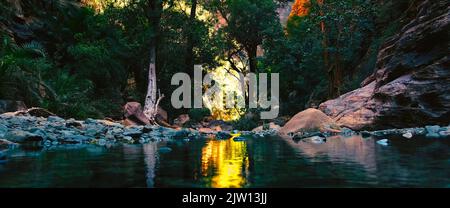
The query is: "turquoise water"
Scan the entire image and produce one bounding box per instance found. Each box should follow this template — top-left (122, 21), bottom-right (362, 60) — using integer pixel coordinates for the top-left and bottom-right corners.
top-left (0, 135), bottom-right (449, 188)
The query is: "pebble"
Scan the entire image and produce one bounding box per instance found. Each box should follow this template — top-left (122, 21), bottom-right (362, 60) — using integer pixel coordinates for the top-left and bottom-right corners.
top-left (402, 132), bottom-right (413, 139)
top-left (376, 139), bottom-right (389, 146)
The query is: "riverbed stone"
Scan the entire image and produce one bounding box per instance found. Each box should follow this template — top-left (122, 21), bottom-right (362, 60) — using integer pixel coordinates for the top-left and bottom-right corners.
top-left (402, 132), bottom-right (413, 139)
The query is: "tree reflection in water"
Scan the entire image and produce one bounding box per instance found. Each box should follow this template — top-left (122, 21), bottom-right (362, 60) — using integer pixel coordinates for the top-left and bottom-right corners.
top-left (143, 142), bottom-right (158, 188)
top-left (201, 139), bottom-right (250, 188)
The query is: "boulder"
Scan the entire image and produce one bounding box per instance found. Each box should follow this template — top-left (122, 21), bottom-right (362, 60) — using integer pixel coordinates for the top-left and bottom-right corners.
top-left (279, 108), bottom-right (341, 136)
top-left (123, 102), bottom-right (150, 126)
top-left (319, 1), bottom-right (450, 130)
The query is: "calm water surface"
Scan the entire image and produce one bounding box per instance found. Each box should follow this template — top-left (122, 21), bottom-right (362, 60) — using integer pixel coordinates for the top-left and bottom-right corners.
top-left (0, 135), bottom-right (449, 188)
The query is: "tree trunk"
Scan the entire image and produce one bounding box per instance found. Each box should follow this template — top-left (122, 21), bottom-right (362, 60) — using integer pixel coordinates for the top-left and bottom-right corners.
top-left (247, 45), bottom-right (258, 73)
top-left (144, 0), bottom-right (163, 122)
top-left (144, 45), bottom-right (158, 120)
top-left (184, 0), bottom-right (197, 76)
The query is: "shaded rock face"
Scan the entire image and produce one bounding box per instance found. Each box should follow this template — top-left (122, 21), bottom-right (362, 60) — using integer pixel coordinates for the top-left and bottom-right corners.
top-left (320, 0), bottom-right (450, 130)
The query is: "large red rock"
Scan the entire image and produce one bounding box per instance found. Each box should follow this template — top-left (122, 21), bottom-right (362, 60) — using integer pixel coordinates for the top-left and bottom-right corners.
top-left (279, 108), bottom-right (340, 136)
top-left (123, 102), bottom-right (150, 126)
top-left (320, 1), bottom-right (450, 130)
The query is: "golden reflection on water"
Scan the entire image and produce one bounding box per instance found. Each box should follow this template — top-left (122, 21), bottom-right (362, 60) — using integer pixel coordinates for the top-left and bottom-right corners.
top-left (201, 139), bottom-right (249, 188)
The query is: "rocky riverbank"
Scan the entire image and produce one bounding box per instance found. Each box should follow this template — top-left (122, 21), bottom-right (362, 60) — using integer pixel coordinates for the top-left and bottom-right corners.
top-left (0, 114), bottom-right (206, 150)
top-left (1, 110), bottom-right (449, 153)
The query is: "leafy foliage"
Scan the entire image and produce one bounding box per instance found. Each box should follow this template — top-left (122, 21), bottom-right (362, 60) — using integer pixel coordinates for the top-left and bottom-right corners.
top-left (0, 0), bottom-right (420, 121)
